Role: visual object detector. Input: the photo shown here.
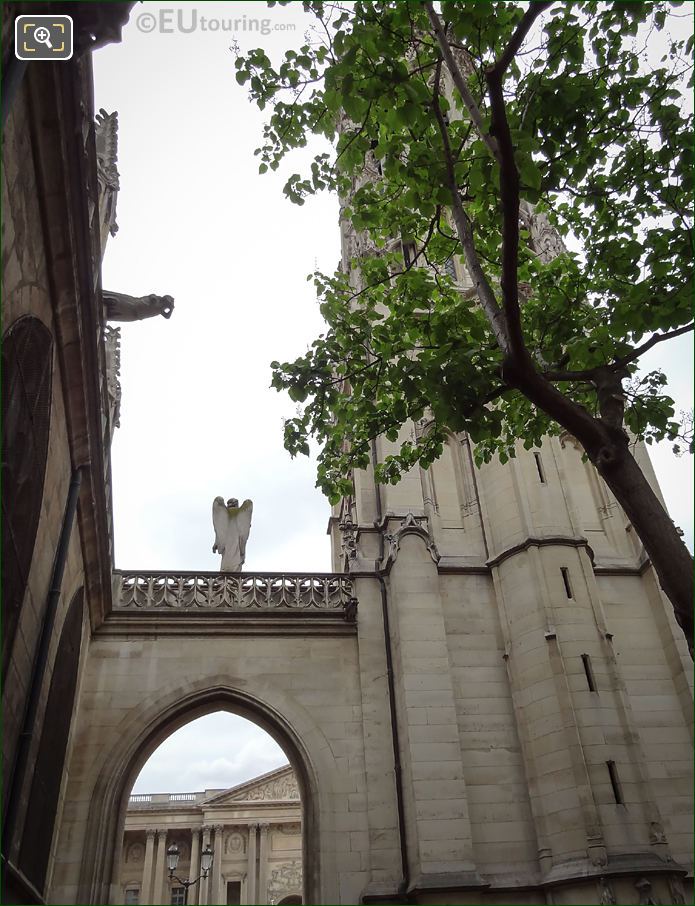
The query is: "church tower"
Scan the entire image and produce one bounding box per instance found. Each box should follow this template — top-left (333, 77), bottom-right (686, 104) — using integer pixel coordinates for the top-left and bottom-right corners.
top-left (327, 157), bottom-right (693, 904)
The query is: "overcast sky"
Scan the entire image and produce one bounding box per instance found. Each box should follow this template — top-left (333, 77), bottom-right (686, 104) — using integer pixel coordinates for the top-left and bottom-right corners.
top-left (93, 2), bottom-right (693, 796)
top-left (131, 712), bottom-right (289, 794)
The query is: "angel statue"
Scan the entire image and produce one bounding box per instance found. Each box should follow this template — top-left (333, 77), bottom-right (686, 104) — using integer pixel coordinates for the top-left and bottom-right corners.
top-left (212, 497), bottom-right (253, 571)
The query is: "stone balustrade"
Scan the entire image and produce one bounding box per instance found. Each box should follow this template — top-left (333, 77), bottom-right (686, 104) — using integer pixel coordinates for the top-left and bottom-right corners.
top-left (128, 791), bottom-right (212, 809)
top-left (112, 571), bottom-right (357, 618)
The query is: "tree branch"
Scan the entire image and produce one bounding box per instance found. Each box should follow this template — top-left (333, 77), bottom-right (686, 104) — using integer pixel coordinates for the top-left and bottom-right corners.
top-left (543, 368), bottom-right (603, 383)
top-left (488, 2), bottom-right (554, 79)
top-left (430, 62), bottom-right (511, 353)
top-left (424, 1), bottom-right (501, 164)
top-left (483, 2), bottom-right (552, 363)
top-left (543, 323), bottom-right (695, 383)
top-left (485, 68), bottom-right (525, 358)
top-left (612, 323), bottom-right (694, 370)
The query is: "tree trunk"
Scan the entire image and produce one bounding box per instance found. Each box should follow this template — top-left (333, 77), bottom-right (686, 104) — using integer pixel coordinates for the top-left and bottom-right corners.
top-left (594, 442), bottom-right (694, 653)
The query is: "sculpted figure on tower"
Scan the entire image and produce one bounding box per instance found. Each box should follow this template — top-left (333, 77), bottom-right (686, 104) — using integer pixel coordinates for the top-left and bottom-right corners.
top-left (212, 497), bottom-right (253, 571)
top-left (103, 290), bottom-right (174, 322)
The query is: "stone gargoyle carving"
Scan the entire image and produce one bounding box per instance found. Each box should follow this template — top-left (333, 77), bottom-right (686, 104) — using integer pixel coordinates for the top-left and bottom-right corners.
top-left (212, 497), bottom-right (253, 572)
top-left (103, 290), bottom-right (174, 322)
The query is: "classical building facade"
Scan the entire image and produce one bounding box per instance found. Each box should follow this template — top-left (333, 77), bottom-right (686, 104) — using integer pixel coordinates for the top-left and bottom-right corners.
top-left (2, 4), bottom-right (693, 906)
top-left (120, 765), bottom-right (302, 906)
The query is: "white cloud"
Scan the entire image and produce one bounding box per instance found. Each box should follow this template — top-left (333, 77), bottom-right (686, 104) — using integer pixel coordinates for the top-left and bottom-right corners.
top-left (131, 712), bottom-right (288, 794)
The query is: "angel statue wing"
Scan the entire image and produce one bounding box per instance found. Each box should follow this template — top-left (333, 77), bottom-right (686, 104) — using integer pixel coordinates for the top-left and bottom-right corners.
top-left (237, 499), bottom-right (253, 565)
top-left (212, 496), bottom-right (228, 555)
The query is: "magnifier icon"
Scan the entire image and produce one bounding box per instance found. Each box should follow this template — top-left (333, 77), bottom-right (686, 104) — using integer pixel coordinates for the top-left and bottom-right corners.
top-left (33, 25), bottom-right (53, 49)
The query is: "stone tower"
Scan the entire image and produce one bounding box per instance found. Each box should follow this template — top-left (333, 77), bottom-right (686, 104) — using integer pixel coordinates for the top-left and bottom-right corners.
top-left (329, 401), bottom-right (692, 902)
top-left (323, 163), bottom-right (693, 902)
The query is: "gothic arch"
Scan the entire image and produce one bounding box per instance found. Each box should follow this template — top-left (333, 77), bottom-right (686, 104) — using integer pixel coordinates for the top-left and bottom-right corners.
top-left (76, 683), bottom-right (323, 906)
top-left (1, 315), bottom-right (53, 678)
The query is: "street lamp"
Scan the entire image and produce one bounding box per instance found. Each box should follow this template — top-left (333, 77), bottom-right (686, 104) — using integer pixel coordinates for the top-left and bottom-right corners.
top-left (167, 842), bottom-right (213, 905)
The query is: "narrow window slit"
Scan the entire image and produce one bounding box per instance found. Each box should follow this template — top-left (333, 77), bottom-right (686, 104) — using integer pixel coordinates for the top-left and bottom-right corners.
top-left (561, 567), bottom-right (573, 599)
top-left (402, 241), bottom-right (417, 267)
top-left (606, 760), bottom-right (624, 804)
top-left (581, 653), bottom-right (596, 692)
top-left (533, 452), bottom-right (546, 483)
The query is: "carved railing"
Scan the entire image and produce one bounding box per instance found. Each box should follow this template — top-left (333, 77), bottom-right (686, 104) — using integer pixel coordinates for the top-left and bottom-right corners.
top-left (113, 571), bottom-right (356, 617)
top-left (128, 791), bottom-right (206, 809)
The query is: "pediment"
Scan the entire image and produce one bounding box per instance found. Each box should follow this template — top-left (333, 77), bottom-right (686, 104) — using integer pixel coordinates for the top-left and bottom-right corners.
top-left (204, 765), bottom-right (299, 805)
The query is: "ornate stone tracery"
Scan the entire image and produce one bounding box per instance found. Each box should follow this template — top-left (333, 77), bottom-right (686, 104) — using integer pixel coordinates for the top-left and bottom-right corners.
top-left (114, 571), bottom-right (355, 613)
top-left (519, 199), bottom-right (567, 264)
top-left (95, 109), bottom-right (120, 242)
top-left (338, 514), bottom-right (358, 564)
top-left (104, 324), bottom-right (121, 432)
top-left (384, 512), bottom-right (440, 567)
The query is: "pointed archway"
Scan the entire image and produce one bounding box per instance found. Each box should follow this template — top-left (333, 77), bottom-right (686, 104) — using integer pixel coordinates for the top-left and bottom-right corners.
top-left (75, 685), bottom-right (321, 906)
top-left (118, 711), bottom-right (302, 905)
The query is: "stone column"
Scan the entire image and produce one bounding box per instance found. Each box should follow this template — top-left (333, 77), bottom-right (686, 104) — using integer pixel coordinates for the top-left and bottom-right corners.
top-left (152, 828), bottom-right (168, 906)
top-left (387, 531), bottom-right (482, 890)
top-left (141, 829), bottom-right (156, 905)
top-left (212, 824), bottom-right (224, 905)
top-left (258, 824), bottom-right (270, 905)
top-left (246, 824), bottom-right (258, 905)
top-left (188, 829), bottom-right (201, 906)
top-left (199, 826), bottom-right (212, 905)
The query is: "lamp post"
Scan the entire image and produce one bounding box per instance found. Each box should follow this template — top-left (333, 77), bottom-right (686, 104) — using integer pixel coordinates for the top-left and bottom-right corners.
top-left (167, 842), bottom-right (213, 906)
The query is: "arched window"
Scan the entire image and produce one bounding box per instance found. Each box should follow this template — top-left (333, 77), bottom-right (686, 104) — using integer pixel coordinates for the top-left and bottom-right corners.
top-left (18, 589), bottom-right (84, 894)
top-left (2, 316), bottom-right (53, 678)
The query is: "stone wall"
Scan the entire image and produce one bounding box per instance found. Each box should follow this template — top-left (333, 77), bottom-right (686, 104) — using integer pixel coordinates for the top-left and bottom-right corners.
top-left (2, 66), bottom-right (90, 903)
top-left (1, 49), bottom-right (113, 904)
top-left (50, 632), bottom-right (367, 906)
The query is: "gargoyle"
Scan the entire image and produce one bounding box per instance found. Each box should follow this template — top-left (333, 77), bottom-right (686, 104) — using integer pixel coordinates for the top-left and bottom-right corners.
top-left (103, 290), bottom-right (174, 322)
